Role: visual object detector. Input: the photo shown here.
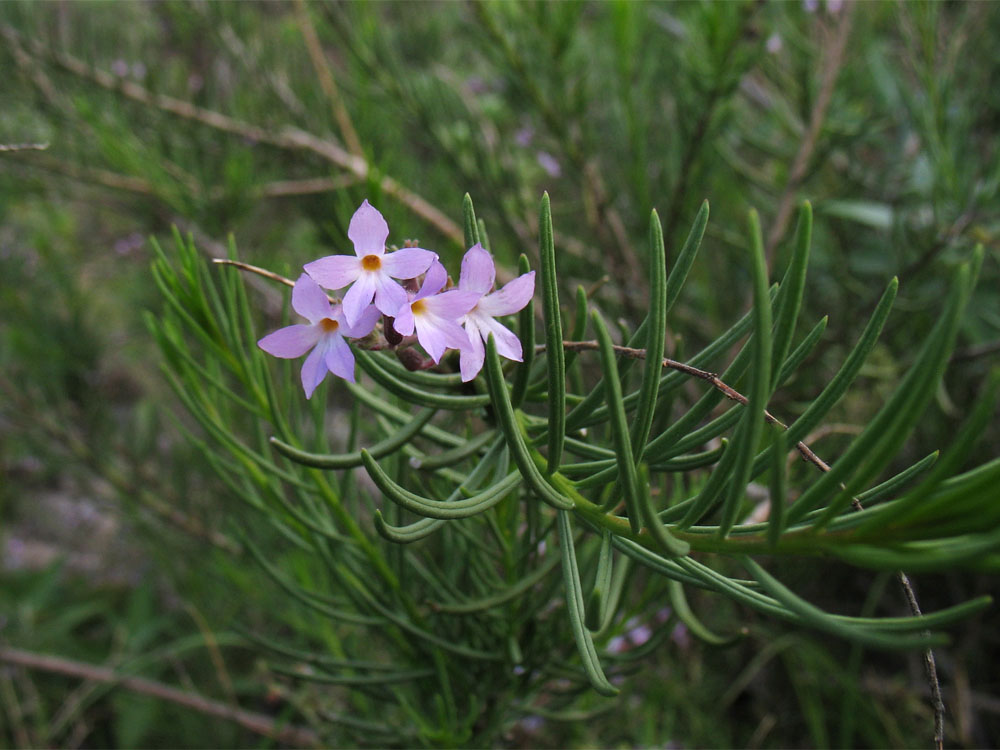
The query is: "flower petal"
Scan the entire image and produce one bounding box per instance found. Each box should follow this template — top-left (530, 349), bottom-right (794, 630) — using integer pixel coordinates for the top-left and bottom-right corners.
top-left (381, 247), bottom-right (436, 280)
top-left (393, 302), bottom-right (415, 336)
top-left (342, 303), bottom-right (380, 338)
top-left (481, 316), bottom-right (523, 361)
top-left (423, 290), bottom-right (481, 320)
top-left (478, 271), bottom-right (536, 317)
top-left (348, 200), bottom-right (389, 257)
top-left (415, 259), bottom-right (448, 300)
top-left (324, 335), bottom-right (357, 383)
top-left (342, 273), bottom-right (379, 326)
top-left (459, 243), bottom-right (496, 295)
top-left (300, 340), bottom-right (330, 398)
top-left (440, 316), bottom-right (476, 350)
top-left (416, 315), bottom-right (469, 363)
top-left (372, 274), bottom-right (409, 318)
top-left (258, 324), bottom-right (320, 359)
top-left (304, 254), bottom-right (361, 292)
top-left (459, 322), bottom-right (486, 382)
top-left (291, 273), bottom-right (332, 323)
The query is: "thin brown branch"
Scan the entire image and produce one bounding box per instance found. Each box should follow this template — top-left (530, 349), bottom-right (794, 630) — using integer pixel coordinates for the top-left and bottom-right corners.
top-left (3, 149), bottom-right (360, 203)
top-left (552, 339), bottom-right (832, 468)
top-left (765, 1), bottom-right (855, 267)
top-left (293, 0), bottom-right (364, 159)
top-left (896, 571), bottom-right (947, 750)
top-left (0, 647), bottom-right (320, 748)
top-left (1, 24), bottom-right (463, 246)
top-left (0, 151), bottom-right (155, 193)
top-left (0, 142), bottom-right (49, 152)
top-left (212, 259), bottom-right (341, 309)
top-left (553, 334), bottom-right (944, 748)
top-left (253, 174), bottom-right (360, 199)
top-left (212, 259), bottom-right (296, 289)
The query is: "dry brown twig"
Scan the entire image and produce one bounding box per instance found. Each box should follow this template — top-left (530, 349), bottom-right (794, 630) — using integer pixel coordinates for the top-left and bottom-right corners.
top-left (0, 647), bottom-right (320, 748)
top-left (0, 24), bottom-right (463, 246)
top-left (0, 142), bottom-right (50, 152)
top-left (765, 1), bottom-right (856, 267)
top-left (549, 335), bottom-right (945, 749)
top-left (293, 0), bottom-right (364, 159)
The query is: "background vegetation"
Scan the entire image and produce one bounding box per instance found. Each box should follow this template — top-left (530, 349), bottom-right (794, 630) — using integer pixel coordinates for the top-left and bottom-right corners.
top-left (1, 1), bottom-right (998, 747)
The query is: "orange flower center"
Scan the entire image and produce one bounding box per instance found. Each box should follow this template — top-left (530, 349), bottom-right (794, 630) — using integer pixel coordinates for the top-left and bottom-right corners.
top-left (410, 299), bottom-right (427, 315)
top-left (320, 318), bottom-right (340, 333)
top-left (361, 254), bottom-right (382, 271)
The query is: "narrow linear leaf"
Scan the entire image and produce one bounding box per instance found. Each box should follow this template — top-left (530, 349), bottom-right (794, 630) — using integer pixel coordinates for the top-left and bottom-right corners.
top-left (540, 192), bottom-right (566, 472)
top-left (637, 463), bottom-right (690, 556)
top-left (564, 285), bottom-right (589, 373)
top-left (592, 309), bottom-right (643, 533)
top-left (374, 513), bottom-right (447, 544)
top-left (408, 429), bottom-right (495, 470)
top-left (630, 209), bottom-right (668, 456)
top-left (483, 335), bottom-right (575, 510)
top-left (770, 202), bottom-right (811, 385)
top-left (717, 209), bottom-right (772, 537)
top-left (356, 349), bottom-right (489, 409)
top-left (586, 531), bottom-right (615, 631)
top-left (270, 408), bottom-right (436, 469)
top-left (664, 200), bottom-right (710, 318)
top-left (361, 449), bottom-right (521, 520)
top-left (556, 511), bottom-right (619, 696)
top-left (462, 192), bottom-right (481, 248)
top-left (860, 369), bottom-right (1000, 533)
top-left (345, 381), bottom-right (463, 448)
top-left (796, 260), bottom-right (972, 526)
top-left (434, 555), bottom-right (561, 614)
top-left (755, 278), bottom-right (898, 488)
top-left (668, 580), bottom-right (742, 646)
top-left (743, 558), bottom-right (946, 649)
top-left (511, 254), bottom-right (536, 408)
top-left (774, 316), bottom-right (827, 387)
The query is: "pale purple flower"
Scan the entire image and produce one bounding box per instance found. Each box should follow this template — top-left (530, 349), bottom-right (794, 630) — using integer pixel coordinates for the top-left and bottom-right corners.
top-left (257, 274), bottom-right (379, 398)
top-left (456, 243), bottom-right (536, 382)
top-left (304, 200), bottom-right (436, 326)
top-left (628, 623), bottom-right (653, 647)
top-left (607, 636), bottom-right (628, 654)
top-left (536, 151), bottom-right (561, 178)
top-left (392, 261), bottom-right (480, 364)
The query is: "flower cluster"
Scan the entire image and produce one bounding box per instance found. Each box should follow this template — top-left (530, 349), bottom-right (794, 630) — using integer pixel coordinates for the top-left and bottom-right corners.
top-left (258, 201), bottom-right (535, 398)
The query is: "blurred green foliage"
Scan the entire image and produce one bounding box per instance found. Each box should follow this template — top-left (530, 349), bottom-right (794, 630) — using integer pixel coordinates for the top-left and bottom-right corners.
top-left (2, 1), bottom-right (998, 747)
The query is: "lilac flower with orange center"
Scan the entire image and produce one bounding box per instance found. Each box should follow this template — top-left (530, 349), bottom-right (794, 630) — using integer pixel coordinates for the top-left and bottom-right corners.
top-left (392, 261), bottom-right (481, 364)
top-left (257, 274), bottom-right (379, 398)
top-left (456, 243), bottom-right (536, 382)
top-left (304, 200), bottom-right (436, 326)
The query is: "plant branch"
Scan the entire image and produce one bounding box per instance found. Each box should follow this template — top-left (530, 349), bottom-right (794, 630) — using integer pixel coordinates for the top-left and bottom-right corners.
top-left (212, 259), bottom-right (296, 289)
top-left (293, 0), bottom-right (364, 159)
top-left (550, 339), bottom-right (834, 471)
top-left (551, 336), bottom-right (945, 748)
top-left (0, 24), bottom-right (463, 246)
top-left (0, 647), bottom-right (320, 748)
top-left (765, 1), bottom-right (855, 267)
top-left (0, 142), bottom-right (49, 152)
